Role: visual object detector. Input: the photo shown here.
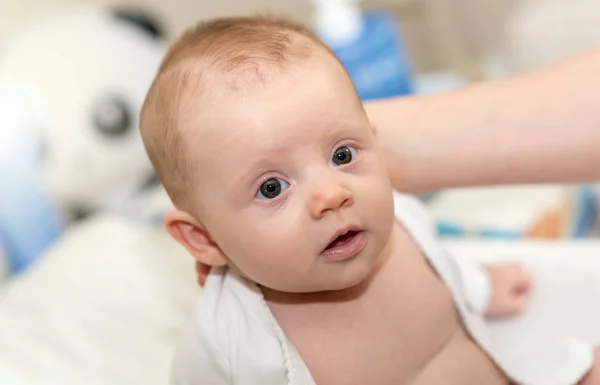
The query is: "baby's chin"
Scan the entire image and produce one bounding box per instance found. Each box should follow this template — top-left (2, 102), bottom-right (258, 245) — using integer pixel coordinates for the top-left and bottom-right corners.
top-left (259, 266), bottom-right (374, 295)
top-left (259, 281), bottom-right (355, 294)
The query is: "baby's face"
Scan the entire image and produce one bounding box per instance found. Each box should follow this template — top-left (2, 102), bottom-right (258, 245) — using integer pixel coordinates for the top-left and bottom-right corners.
top-left (186, 53), bottom-right (395, 292)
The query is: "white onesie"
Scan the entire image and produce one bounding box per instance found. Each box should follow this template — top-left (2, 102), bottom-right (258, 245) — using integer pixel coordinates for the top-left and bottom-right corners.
top-left (170, 192), bottom-right (595, 385)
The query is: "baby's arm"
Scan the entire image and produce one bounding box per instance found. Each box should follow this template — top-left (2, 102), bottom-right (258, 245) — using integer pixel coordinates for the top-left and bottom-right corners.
top-left (482, 263), bottom-right (531, 317)
top-left (459, 259), bottom-right (531, 318)
top-left (393, 192), bottom-right (532, 318)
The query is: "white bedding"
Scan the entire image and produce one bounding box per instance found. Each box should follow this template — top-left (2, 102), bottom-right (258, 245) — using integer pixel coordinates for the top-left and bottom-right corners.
top-left (0, 214), bottom-right (198, 385)
top-left (1, 215), bottom-right (600, 384)
top-left (445, 240), bottom-right (600, 350)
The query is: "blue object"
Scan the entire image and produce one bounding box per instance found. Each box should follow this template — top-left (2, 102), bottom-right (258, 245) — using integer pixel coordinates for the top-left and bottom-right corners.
top-left (0, 174), bottom-right (64, 273)
top-left (314, 2), bottom-right (414, 101)
top-left (335, 11), bottom-right (414, 100)
top-left (571, 185), bottom-right (598, 238)
top-left (436, 221), bottom-right (466, 237)
top-left (0, 135), bottom-right (65, 274)
top-left (437, 221), bottom-right (522, 239)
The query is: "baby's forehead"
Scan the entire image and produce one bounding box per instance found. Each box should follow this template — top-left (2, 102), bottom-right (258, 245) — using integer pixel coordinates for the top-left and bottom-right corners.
top-left (172, 48), bottom-right (357, 154)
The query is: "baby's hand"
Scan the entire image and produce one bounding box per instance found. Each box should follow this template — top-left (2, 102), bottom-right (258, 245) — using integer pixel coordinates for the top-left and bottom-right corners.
top-left (484, 263), bottom-right (532, 318)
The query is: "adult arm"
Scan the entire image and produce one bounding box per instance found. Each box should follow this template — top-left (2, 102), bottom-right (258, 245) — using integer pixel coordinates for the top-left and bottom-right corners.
top-left (367, 50), bottom-right (600, 193)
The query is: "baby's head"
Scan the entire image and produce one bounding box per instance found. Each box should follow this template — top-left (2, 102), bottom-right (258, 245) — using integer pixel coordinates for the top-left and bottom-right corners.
top-left (141, 16), bottom-right (395, 293)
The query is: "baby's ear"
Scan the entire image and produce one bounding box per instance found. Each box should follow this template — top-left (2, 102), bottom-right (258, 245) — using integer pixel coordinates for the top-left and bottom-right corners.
top-left (164, 210), bottom-right (228, 267)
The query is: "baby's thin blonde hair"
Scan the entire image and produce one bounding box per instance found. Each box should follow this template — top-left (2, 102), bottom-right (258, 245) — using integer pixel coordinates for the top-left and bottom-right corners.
top-left (140, 16), bottom-right (341, 208)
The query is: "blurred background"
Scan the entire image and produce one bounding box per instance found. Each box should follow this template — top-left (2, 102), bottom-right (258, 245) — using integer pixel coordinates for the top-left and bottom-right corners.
top-left (1, 0), bottom-right (600, 384)
top-left (4, 0), bottom-right (600, 79)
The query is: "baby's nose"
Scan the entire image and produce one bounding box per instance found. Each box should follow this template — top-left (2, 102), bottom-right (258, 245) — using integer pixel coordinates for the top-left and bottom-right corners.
top-left (308, 180), bottom-right (354, 220)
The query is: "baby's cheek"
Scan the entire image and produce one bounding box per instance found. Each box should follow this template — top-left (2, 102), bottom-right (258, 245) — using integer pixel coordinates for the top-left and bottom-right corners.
top-left (355, 153), bottom-right (391, 190)
top-left (357, 169), bottom-right (395, 227)
top-left (233, 221), bottom-right (298, 263)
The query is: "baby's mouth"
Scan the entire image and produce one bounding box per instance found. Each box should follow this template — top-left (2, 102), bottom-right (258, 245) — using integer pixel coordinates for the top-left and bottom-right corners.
top-left (324, 231), bottom-right (360, 251)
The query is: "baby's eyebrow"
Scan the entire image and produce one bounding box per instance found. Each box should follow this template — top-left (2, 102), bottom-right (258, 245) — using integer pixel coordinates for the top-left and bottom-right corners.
top-left (233, 155), bottom-right (274, 186)
top-left (321, 121), bottom-right (367, 143)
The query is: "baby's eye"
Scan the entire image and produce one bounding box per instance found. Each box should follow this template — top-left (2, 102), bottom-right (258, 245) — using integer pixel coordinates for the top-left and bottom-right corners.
top-left (257, 177), bottom-right (290, 199)
top-left (332, 145), bottom-right (358, 166)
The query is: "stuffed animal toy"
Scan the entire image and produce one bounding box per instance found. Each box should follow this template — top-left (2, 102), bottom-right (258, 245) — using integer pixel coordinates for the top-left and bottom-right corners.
top-left (0, 5), bottom-right (169, 274)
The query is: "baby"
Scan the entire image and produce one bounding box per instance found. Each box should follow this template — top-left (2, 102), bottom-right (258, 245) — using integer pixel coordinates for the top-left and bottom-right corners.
top-left (140, 16), bottom-right (600, 385)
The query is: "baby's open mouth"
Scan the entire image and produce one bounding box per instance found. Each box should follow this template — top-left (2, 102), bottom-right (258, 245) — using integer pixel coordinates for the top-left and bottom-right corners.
top-left (324, 231), bottom-right (360, 251)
